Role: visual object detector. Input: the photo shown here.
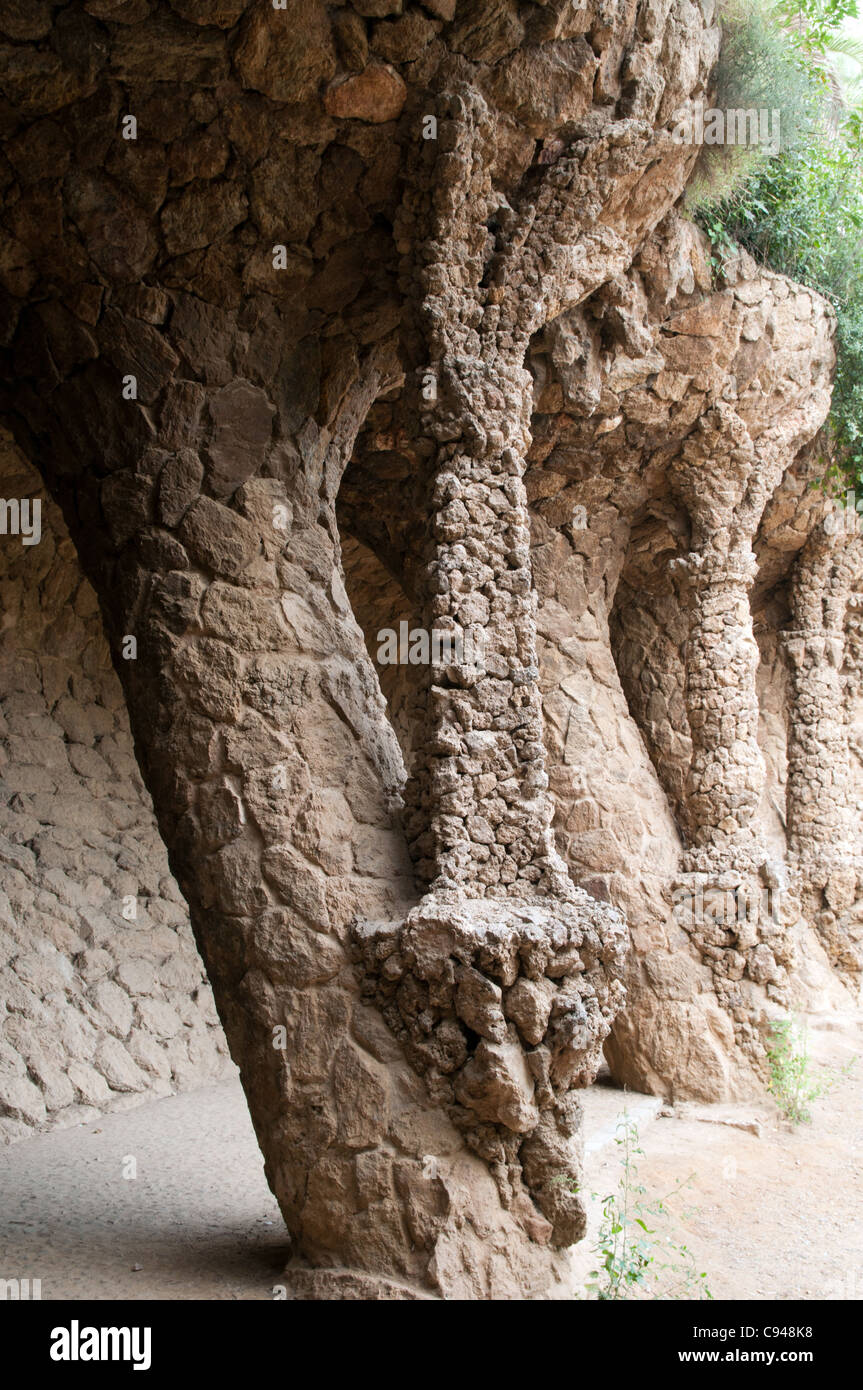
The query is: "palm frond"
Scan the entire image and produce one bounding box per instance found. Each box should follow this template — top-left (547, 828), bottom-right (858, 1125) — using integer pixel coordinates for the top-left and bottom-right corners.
top-left (824, 34), bottom-right (863, 68)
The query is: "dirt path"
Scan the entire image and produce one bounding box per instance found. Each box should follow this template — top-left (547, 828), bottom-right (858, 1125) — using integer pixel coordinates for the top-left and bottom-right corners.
top-left (0, 1080), bottom-right (287, 1301)
top-left (572, 1012), bottom-right (863, 1300)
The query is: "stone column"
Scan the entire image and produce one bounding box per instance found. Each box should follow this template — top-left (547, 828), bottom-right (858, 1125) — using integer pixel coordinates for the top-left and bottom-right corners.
top-left (666, 412), bottom-right (801, 1053)
top-left (673, 543), bottom-right (767, 871)
top-left (669, 540), bottom-right (797, 1045)
top-left (353, 88), bottom-right (627, 1247)
top-left (783, 521), bottom-right (863, 976)
top-left (413, 353), bottom-right (571, 899)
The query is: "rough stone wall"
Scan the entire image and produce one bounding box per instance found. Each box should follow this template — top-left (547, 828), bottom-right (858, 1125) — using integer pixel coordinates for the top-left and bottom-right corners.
top-left (0, 434), bottom-right (231, 1145)
top-left (610, 559), bottom-right (691, 826)
top-left (340, 534), bottom-right (421, 770)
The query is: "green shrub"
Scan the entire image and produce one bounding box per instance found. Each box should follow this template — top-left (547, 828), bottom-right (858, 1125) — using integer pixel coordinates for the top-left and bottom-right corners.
top-left (687, 0), bottom-right (820, 207)
top-left (690, 0), bottom-right (863, 493)
top-left (766, 1016), bottom-right (855, 1124)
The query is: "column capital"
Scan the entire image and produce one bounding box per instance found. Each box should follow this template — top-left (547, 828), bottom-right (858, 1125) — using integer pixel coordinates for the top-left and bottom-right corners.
top-left (670, 544), bottom-right (757, 589)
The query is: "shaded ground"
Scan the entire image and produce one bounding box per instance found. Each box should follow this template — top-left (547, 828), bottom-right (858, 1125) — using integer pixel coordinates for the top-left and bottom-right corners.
top-left (1, 1012), bottom-right (860, 1301)
top-left (0, 1081), bottom-right (286, 1301)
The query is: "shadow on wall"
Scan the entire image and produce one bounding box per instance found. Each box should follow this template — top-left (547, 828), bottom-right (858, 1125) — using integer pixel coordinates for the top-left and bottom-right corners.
top-left (0, 430), bottom-right (232, 1146)
top-left (339, 533), bottom-right (421, 778)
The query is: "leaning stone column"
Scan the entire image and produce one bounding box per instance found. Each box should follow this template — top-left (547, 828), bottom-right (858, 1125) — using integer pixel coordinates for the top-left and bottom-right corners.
top-left (783, 520), bottom-right (863, 976)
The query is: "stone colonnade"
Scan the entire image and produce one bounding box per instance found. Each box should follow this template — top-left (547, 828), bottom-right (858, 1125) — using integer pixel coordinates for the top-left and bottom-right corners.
top-left (665, 392), bottom-right (854, 1056)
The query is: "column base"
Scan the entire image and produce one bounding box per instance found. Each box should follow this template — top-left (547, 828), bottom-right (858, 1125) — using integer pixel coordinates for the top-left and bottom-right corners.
top-left (351, 891), bottom-right (625, 1247)
top-left (671, 864), bottom-right (797, 1070)
top-left (278, 1266), bottom-right (438, 1301)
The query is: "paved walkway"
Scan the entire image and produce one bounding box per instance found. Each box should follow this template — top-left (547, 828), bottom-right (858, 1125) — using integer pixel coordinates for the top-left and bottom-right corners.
top-left (0, 1081), bottom-right (287, 1301)
top-left (0, 1075), bottom-right (663, 1301)
top-left (3, 1031), bottom-right (858, 1302)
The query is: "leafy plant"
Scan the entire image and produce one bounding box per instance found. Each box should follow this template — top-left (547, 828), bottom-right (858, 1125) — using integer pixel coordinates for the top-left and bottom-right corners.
top-left (686, 0), bottom-right (823, 208)
top-left (765, 1016), bottom-right (855, 1124)
top-left (778, 0), bottom-right (861, 60)
top-left (583, 1115), bottom-right (713, 1301)
top-left (691, 0), bottom-right (863, 494)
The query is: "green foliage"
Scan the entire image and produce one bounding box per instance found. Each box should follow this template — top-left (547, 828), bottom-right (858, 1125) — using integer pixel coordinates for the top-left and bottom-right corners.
top-left (765, 1017), bottom-right (855, 1124)
top-left (779, 0), bottom-right (860, 56)
top-left (692, 0), bottom-right (863, 493)
top-left (687, 0), bottom-right (822, 207)
top-left (583, 1115), bottom-right (713, 1301)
